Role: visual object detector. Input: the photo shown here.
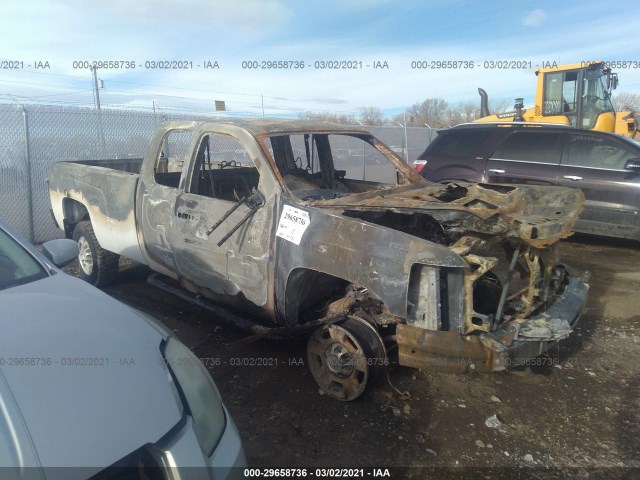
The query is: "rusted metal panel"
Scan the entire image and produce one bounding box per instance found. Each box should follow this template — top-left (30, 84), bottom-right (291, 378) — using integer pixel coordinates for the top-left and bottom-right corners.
top-left (398, 270), bottom-right (589, 373)
top-left (397, 324), bottom-right (501, 373)
top-left (273, 201), bottom-right (468, 324)
top-left (309, 181), bottom-right (584, 247)
top-left (406, 265), bottom-right (441, 330)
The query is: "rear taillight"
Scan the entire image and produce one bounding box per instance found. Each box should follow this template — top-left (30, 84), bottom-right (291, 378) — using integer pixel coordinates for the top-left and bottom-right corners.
top-left (413, 160), bottom-right (427, 173)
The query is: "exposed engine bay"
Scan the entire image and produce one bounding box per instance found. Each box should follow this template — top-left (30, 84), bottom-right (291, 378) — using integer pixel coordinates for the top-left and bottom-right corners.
top-left (341, 208), bottom-right (572, 336)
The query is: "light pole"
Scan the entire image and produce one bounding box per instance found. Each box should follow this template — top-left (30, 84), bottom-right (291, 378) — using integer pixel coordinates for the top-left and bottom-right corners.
top-left (402, 112), bottom-right (409, 162)
top-left (90, 66), bottom-right (101, 110)
top-left (396, 118), bottom-right (409, 163)
top-left (425, 122), bottom-right (434, 144)
top-left (90, 66), bottom-right (106, 156)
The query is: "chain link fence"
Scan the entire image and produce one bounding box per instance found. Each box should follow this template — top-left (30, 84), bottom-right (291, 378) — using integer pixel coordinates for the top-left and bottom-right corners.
top-left (0, 105), bottom-right (29, 239)
top-left (0, 103), bottom-right (439, 243)
top-left (367, 125), bottom-right (438, 163)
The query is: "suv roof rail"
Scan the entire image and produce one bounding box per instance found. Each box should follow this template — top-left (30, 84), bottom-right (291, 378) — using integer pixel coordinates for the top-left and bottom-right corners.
top-left (452, 122), bottom-right (574, 129)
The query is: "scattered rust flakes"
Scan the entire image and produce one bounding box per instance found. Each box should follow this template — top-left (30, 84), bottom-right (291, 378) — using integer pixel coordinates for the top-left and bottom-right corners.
top-left (380, 390), bottom-right (394, 399)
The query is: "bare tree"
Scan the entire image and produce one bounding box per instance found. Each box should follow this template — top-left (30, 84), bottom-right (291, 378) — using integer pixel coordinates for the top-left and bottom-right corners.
top-left (612, 92), bottom-right (640, 112)
top-left (447, 101), bottom-right (480, 125)
top-left (359, 106), bottom-right (384, 126)
top-left (296, 95), bottom-right (519, 130)
top-left (413, 98), bottom-right (449, 127)
top-left (393, 98), bottom-right (450, 127)
top-left (490, 99), bottom-right (511, 114)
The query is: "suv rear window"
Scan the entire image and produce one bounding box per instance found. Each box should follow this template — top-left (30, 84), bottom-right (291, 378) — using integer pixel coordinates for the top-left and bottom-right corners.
top-left (427, 130), bottom-right (494, 157)
top-left (563, 134), bottom-right (637, 170)
top-left (492, 132), bottom-right (562, 163)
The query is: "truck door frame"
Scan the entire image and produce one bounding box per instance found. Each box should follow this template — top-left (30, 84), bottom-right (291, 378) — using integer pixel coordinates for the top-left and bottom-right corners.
top-left (137, 121), bottom-right (198, 279)
top-left (170, 124), bottom-right (277, 316)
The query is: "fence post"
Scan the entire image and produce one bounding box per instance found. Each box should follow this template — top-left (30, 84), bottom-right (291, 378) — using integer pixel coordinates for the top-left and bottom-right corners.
top-left (19, 104), bottom-right (34, 243)
top-left (426, 127), bottom-right (435, 147)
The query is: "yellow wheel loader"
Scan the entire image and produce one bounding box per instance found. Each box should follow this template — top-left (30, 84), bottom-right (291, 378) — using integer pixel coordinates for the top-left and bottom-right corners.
top-left (476, 61), bottom-right (638, 138)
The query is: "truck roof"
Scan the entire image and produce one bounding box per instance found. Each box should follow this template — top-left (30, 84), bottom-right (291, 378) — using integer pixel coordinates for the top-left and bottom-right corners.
top-left (169, 118), bottom-right (371, 136)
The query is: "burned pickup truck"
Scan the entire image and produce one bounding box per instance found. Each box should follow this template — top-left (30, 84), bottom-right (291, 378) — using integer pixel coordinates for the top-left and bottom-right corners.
top-left (49, 119), bottom-right (589, 401)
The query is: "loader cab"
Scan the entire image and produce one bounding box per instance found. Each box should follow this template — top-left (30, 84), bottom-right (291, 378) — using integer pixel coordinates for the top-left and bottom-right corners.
top-left (540, 62), bottom-right (616, 131)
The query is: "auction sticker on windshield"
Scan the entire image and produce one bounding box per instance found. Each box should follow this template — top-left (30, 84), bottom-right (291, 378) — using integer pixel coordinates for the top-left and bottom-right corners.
top-left (276, 205), bottom-right (310, 245)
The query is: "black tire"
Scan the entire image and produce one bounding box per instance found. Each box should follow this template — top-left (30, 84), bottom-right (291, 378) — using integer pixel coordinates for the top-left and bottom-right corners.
top-left (72, 221), bottom-right (119, 287)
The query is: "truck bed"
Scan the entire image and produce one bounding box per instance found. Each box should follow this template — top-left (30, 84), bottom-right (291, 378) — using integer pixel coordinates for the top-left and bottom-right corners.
top-left (48, 160), bottom-right (146, 264)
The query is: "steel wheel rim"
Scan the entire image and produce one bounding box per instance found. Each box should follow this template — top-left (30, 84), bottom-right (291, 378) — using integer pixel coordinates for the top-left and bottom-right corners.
top-left (308, 323), bottom-right (369, 401)
top-left (77, 237), bottom-right (93, 275)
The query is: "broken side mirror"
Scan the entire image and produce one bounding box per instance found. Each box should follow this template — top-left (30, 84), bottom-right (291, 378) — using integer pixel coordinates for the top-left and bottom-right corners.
top-left (246, 188), bottom-right (266, 210)
top-left (624, 158), bottom-right (640, 172)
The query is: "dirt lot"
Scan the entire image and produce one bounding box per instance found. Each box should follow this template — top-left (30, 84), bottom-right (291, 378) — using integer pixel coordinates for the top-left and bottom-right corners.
top-left (86, 235), bottom-right (639, 479)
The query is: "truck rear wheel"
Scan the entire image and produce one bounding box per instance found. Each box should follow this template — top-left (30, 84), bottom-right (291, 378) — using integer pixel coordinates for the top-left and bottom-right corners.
top-left (307, 316), bottom-right (387, 401)
top-left (72, 221), bottom-right (119, 287)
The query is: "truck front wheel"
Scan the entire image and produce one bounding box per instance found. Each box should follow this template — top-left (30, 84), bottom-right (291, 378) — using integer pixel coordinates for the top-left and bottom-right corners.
top-left (72, 221), bottom-right (119, 287)
top-left (307, 316), bottom-right (387, 401)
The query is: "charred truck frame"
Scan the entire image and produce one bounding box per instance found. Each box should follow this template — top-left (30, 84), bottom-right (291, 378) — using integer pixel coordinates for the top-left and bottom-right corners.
top-left (49, 120), bottom-right (589, 401)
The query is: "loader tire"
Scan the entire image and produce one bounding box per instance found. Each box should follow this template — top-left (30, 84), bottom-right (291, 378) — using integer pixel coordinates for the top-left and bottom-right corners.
top-left (72, 221), bottom-right (119, 287)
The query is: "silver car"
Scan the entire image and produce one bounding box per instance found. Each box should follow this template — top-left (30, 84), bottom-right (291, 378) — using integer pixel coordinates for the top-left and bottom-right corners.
top-left (0, 220), bottom-right (246, 479)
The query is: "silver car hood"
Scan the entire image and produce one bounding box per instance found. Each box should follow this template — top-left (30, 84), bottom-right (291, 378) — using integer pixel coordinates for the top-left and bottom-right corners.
top-left (0, 273), bottom-right (182, 472)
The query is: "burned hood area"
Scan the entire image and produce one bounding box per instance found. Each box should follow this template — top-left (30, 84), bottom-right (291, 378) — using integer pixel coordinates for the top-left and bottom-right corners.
top-left (310, 181), bottom-right (585, 248)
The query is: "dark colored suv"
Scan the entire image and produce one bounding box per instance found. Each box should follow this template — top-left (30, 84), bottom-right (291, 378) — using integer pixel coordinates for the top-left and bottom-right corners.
top-left (414, 123), bottom-right (640, 241)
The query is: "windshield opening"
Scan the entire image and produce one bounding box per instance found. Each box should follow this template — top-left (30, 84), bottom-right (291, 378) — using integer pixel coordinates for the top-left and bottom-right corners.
top-left (265, 133), bottom-right (414, 201)
top-left (0, 229), bottom-right (48, 291)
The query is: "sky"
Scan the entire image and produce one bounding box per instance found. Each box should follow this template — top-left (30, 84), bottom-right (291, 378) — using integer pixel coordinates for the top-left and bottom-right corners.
top-left (0, 0), bottom-right (639, 118)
